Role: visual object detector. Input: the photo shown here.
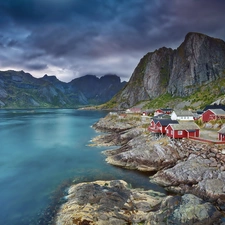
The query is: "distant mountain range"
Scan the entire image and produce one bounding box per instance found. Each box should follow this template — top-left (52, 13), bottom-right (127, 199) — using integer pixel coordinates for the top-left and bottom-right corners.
top-left (2, 32), bottom-right (225, 110)
top-left (104, 32), bottom-right (225, 110)
top-left (0, 70), bottom-right (126, 108)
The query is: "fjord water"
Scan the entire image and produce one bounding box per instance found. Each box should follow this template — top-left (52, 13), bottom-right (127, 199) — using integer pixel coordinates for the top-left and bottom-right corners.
top-left (0, 109), bottom-right (165, 225)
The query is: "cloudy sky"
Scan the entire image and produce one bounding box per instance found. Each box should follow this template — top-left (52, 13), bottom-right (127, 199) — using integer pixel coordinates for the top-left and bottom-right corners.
top-left (0, 0), bottom-right (225, 82)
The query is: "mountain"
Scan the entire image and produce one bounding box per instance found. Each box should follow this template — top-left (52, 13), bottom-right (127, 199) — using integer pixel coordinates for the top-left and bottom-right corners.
top-left (68, 74), bottom-right (126, 105)
top-left (0, 70), bottom-right (126, 108)
top-left (108, 32), bottom-right (225, 110)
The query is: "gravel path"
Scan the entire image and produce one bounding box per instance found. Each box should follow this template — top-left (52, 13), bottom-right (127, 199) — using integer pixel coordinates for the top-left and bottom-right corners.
top-left (199, 129), bottom-right (218, 141)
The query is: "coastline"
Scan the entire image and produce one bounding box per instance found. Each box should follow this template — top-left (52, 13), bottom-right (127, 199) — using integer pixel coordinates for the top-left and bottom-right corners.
top-left (55, 113), bottom-right (225, 224)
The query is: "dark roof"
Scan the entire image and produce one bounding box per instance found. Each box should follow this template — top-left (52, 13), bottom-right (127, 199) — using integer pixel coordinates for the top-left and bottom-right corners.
top-left (160, 108), bottom-right (173, 111)
top-left (196, 110), bottom-right (203, 114)
top-left (203, 104), bottom-right (225, 111)
top-left (152, 114), bottom-right (170, 119)
top-left (154, 119), bottom-right (179, 126)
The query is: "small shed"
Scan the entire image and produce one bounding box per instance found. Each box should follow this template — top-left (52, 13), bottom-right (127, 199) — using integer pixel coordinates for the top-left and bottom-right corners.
top-left (202, 109), bottom-right (225, 122)
top-left (166, 122), bottom-right (200, 139)
top-left (171, 110), bottom-right (194, 121)
top-left (218, 127), bottom-right (225, 141)
top-left (154, 108), bottom-right (173, 116)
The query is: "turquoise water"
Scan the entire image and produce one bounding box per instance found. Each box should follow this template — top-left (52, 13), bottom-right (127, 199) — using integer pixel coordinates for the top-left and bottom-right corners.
top-left (0, 109), bottom-right (165, 225)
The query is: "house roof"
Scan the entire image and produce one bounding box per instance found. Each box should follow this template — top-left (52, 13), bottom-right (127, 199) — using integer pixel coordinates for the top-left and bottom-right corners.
top-left (160, 108), bottom-right (173, 111)
top-left (207, 109), bottom-right (225, 116)
top-left (204, 104), bottom-right (225, 111)
top-left (192, 113), bottom-right (201, 118)
top-left (156, 119), bottom-right (179, 126)
top-left (196, 110), bottom-right (203, 114)
top-left (167, 122), bottom-right (200, 130)
top-left (218, 127), bottom-right (225, 134)
top-left (152, 114), bottom-right (171, 119)
top-left (172, 110), bottom-right (194, 117)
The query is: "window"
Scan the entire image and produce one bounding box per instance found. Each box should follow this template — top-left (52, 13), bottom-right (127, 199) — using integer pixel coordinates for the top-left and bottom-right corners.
top-left (178, 131), bottom-right (183, 135)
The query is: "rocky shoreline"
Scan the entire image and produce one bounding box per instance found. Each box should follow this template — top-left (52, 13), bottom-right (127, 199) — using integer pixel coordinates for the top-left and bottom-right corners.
top-left (55, 180), bottom-right (221, 225)
top-left (55, 113), bottom-right (225, 224)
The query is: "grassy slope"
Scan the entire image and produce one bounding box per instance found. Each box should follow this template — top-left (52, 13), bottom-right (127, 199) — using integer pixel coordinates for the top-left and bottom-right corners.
top-left (97, 77), bottom-right (225, 111)
top-left (143, 77), bottom-right (225, 110)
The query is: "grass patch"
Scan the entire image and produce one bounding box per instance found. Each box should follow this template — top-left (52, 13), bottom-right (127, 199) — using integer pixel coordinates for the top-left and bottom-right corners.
top-left (143, 93), bottom-right (181, 109)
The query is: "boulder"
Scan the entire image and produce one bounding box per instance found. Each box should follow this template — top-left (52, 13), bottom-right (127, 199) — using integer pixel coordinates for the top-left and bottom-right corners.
top-left (146, 194), bottom-right (222, 225)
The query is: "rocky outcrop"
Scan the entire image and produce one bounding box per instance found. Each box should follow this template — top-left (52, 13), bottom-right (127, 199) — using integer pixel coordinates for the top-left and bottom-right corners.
top-left (55, 180), bottom-right (222, 225)
top-left (92, 113), bottom-right (225, 208)
top-left (146, 194), bottom-right (221, 225)
top-left (113, 32), bottom-right (225, 109)
top-left (104, 134), bottom-right (225, 205)
top-left (54, 113), bottom-right (225, 224)
top-left (151, 150), bottom-right (225, 205)
top-left (91, 113), bottom-right (144, 146)
top-left (55, 180), bottom-right (164, 225)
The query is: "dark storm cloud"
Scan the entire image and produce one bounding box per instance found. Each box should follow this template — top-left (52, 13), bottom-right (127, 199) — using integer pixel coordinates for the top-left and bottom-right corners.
top-left (25, 63), bottom-right (48, 71)
top-left (0, 0), bottom-right (224, 82)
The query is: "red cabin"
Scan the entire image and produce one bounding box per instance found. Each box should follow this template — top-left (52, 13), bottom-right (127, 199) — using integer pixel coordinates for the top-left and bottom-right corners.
top-left (148, 119), bottom-right (159, 133)
top-left (154, 108), bottom-right (172, 116)
top-left (166, 122), bottom-right (200, 139)
top-left (202, 109), bottom-right (225, 122)
top-left (218, 127), bottom-right (225, 141)
top-left (148, 119), bottom-right (178, 134)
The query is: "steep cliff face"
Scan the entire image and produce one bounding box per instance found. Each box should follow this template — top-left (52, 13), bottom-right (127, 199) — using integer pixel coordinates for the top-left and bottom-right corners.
top-left (68, 74), bottom-right (126, 105)
top-left (168, 32), bottom-right (225, 96)
top-left (115, 32), bottom-right (225, 109)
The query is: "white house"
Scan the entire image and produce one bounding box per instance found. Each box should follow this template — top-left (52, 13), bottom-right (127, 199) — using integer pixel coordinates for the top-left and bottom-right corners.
top-left (126, 107), bottom-right (141, 114)
top-left (171, 110), bottom-right (194, 121)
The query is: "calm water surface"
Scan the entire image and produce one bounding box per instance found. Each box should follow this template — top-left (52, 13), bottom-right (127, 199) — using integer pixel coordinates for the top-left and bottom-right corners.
top-left (0, 109), bottom-right (165, 225)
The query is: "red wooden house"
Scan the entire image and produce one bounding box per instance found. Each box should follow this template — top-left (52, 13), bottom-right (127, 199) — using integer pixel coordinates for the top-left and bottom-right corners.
top-left (148, 119), bottom-right (158, 133)
top-left (154, 108), bottom-right (173, 116)
top-left (126, 107), bottom-right (141, 114)
top-left (166, 122), bottom-right (200, 139)
top-left (148, 118), bottom-right (178, 134)
top-left (202, 109), bottom-right (225, 122)
top-left (218, 127), bottom-right (225, 141)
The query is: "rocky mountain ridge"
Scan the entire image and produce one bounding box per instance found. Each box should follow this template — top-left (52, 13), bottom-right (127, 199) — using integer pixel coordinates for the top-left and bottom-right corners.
top-left (0, 70), bottom-right (126, 108)
top-left (109, 32), bottom-right (225, 109)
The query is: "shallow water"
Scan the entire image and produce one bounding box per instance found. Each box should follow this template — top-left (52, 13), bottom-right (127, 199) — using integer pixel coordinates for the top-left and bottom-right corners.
top-left (0, 109), bottom-right (166, 225)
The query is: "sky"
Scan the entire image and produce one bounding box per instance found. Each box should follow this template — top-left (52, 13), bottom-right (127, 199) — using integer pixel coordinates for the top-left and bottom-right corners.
top-left (0, 0), bottom-right (225, 82)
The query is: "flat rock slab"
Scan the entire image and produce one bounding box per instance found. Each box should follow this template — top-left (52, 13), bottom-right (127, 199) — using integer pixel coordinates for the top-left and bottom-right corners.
top-left (55, 180), bottom-right (164, 225)
top-left (55, 180), bottom-right (222, 225)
